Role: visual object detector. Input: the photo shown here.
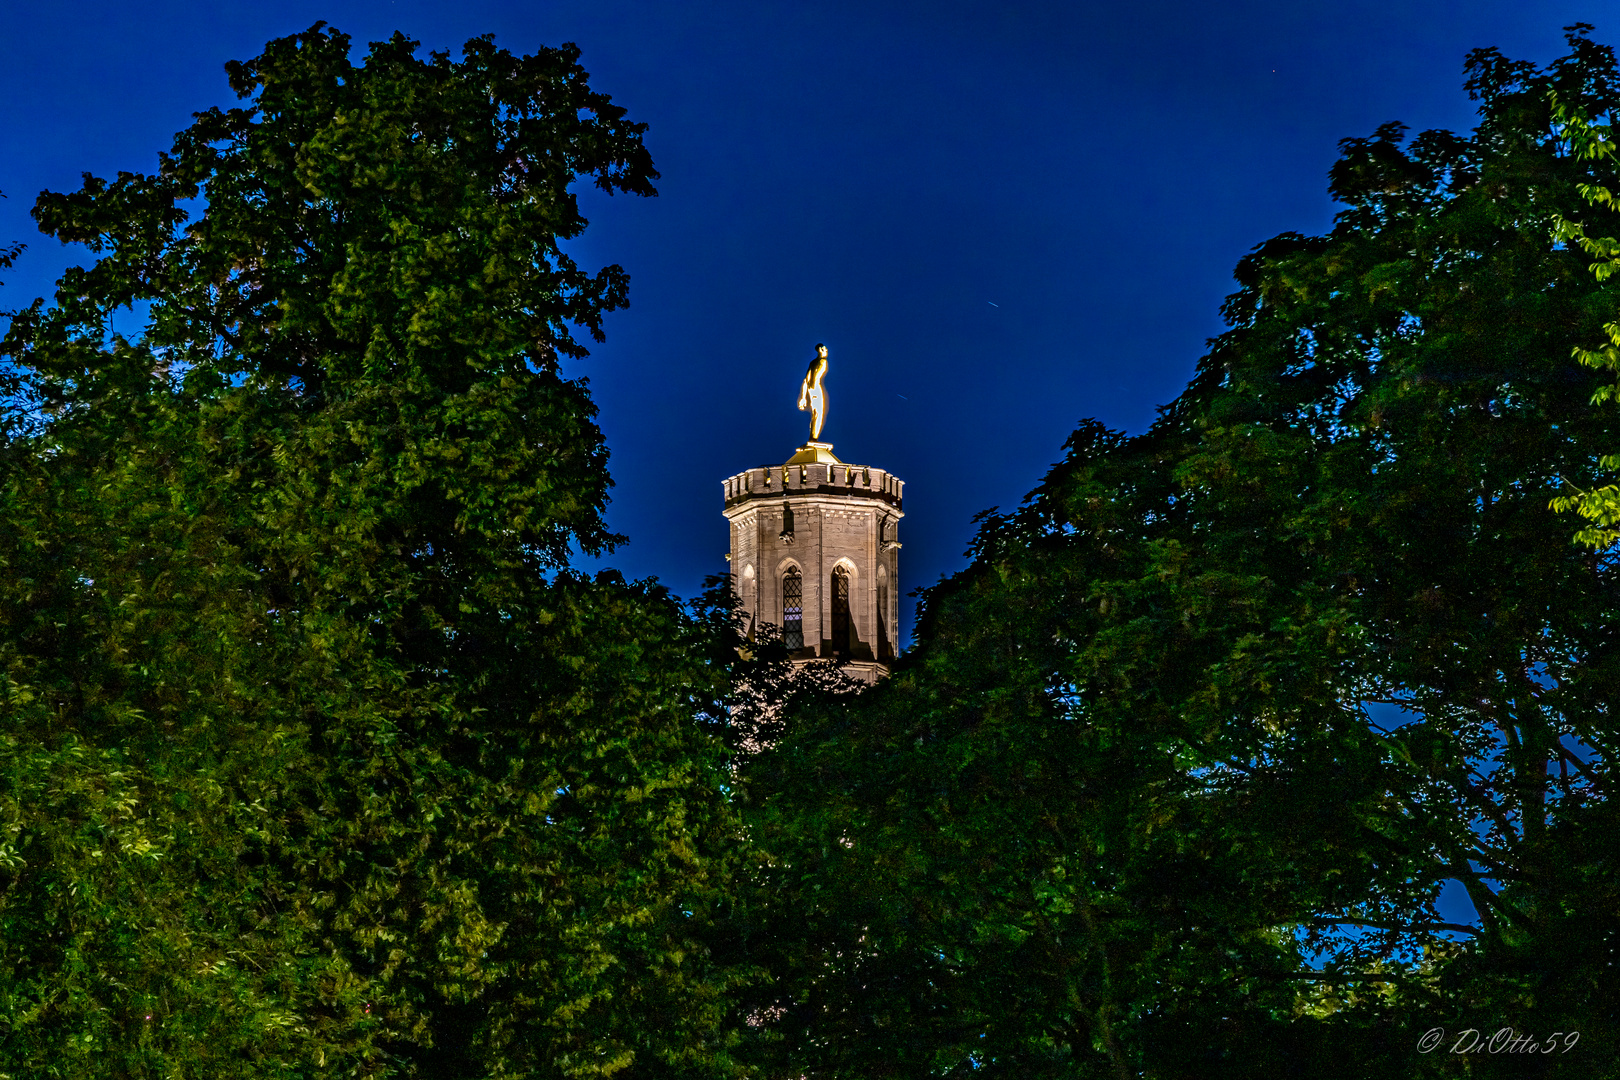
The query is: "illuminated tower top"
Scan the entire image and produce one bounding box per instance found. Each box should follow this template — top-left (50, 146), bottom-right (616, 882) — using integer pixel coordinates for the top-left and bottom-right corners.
top-left (723, 343), bottom-right (903, 683)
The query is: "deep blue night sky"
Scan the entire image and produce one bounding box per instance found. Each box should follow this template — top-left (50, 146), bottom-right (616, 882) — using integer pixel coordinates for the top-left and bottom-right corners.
top-left (2, 1), bottom-right (1611, 645)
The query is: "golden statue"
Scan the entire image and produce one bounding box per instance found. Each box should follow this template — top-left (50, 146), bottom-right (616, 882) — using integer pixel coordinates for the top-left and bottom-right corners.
top-left (798, 342), bottom-right (829, 441)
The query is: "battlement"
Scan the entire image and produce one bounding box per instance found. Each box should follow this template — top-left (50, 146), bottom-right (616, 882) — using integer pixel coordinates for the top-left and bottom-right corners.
top-left (722, 459), bottom-right (904, 511)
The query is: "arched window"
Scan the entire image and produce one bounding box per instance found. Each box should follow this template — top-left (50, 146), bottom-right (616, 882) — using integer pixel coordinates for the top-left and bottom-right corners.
top-left (877, 573), bottom-right (890, 660)
top-left (741, 564), bottom-right (757, 641)
top-left (782, 568), bottom-right (803, 650)
top-left (831, 566), bottom-right (851, 656)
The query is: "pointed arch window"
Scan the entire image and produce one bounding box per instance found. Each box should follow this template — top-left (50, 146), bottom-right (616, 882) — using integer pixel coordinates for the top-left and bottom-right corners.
top-left (831, 566), bottom-right (851, 656)
top-left (741, 564), bottom-right (757, 641)
top-left (877, 574), bottom-right (890, 660)
top-left (782, 568), bottom-right (803, 650)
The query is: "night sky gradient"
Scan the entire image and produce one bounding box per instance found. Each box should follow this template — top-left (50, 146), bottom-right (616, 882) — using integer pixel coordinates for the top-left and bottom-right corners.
top-left (2, 1), bottom-right (1611, 647)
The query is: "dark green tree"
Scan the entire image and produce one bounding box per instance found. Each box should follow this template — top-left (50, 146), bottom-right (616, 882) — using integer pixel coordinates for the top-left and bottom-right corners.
top-left (0, 190), bottom-right (28, 440)
top-left (739, 26), bottom-right (1620, 1079)
top-left (0, 191), bottom-right (21, 286)
top-left (1551, 99), bottom-right (1620, 548)
top-left (0, 27), bottom-right (746, 1078)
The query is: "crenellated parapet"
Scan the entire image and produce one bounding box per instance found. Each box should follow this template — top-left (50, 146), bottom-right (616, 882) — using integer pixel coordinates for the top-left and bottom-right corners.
top-left (722, 446), bottom-right (904, 513)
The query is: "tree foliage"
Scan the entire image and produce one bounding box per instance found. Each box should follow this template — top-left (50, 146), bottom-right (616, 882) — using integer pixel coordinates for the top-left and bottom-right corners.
top-left (0, 26), bottom-right (746, 1078)
top-left (0, 191), bottom-right (22, 287)
top-left (1550, 97), bottom-right (1620, 548)
top-left (739, 26), bottom-right (1620, 1079)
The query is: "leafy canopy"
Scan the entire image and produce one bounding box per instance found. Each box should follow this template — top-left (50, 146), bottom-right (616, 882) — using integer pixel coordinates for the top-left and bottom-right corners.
top-left (0, 25), bottom-right (749, 1079)
top-left (735, 24), bottom-right (1620, 1080)
top-left (1550, 97), bottom-right (1620, 548)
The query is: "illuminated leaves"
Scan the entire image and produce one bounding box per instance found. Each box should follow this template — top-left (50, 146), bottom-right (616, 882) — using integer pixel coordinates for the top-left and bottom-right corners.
top-left (0, 25), bottom-right (745, 1080)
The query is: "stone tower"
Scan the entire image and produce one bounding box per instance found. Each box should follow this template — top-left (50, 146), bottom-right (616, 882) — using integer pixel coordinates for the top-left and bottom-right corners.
top-left (721, 346), bottom-right (903, 682)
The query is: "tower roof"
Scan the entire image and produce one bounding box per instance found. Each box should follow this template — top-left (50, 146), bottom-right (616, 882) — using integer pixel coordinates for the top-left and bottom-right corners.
top-left (785, 440), bottom-right (842, 465)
